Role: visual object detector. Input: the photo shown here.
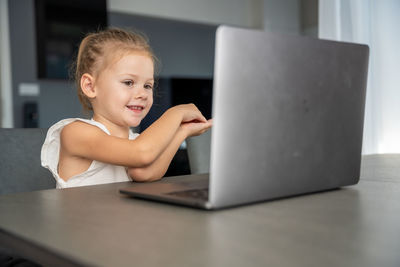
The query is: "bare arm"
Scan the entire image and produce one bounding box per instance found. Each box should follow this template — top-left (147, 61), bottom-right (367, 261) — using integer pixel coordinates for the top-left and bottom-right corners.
top-left (60, 104), bottom-right (207, 168)
top-left (128, 119), bottom-right (212, 182)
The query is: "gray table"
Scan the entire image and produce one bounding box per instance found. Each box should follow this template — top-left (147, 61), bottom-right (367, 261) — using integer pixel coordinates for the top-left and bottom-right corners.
top-left (1, 154), bottom-right (399, 267)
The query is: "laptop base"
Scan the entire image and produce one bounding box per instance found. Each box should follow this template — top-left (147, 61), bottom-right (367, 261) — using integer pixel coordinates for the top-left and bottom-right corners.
top-left (120, 173), bottom-right (213, 210)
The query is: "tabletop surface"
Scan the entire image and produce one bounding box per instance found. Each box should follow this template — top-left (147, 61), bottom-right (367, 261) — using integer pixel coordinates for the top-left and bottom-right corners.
top-left (1, 154), bottom-right (400, 267)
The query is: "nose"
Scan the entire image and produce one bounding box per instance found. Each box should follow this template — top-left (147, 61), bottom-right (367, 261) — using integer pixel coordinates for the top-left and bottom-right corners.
top-left (133, 84), bottom-right (148, 100)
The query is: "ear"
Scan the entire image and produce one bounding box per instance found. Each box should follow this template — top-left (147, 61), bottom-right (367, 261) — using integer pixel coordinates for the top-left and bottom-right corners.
top-left (80, 73), bottom-right (97, 98)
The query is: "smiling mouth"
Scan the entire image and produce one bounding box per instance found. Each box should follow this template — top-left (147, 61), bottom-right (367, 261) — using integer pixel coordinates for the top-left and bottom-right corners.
top-left (127, 105), bottom-right (144, 111)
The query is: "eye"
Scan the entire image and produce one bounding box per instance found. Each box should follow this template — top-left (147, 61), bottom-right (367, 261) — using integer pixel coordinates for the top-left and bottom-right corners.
top-left (144, 83), bottom-right (153, 90)
top-left (123, 80), bottom-right (134, 87)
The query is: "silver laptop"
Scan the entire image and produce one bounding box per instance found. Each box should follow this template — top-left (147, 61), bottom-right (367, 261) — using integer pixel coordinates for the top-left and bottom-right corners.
top-left (120, 25), bottom-right (369, 210)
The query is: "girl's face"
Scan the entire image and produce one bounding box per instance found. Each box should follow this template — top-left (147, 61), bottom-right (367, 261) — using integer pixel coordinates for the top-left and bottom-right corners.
top-left (91, 51), bottom-right (154, 130)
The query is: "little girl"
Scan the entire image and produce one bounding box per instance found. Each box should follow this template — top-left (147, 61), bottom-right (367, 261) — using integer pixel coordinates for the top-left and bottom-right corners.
top-left (41, 28), bottom-right (212, 188)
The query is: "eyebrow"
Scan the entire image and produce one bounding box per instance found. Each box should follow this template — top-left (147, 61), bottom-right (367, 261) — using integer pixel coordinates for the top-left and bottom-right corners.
top-left (120, 73), bottom-right (154, 82)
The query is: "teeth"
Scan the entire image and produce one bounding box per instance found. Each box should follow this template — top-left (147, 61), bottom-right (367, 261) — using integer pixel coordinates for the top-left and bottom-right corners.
top-left (128, 106), bottom-right (143, 110)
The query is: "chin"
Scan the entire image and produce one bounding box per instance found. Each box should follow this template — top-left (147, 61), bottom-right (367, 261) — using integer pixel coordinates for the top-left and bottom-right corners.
top-left (127, 119), bottom-right (142, 128)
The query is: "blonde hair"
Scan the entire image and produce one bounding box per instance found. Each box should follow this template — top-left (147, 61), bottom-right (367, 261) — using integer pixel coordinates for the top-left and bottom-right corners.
top-left (72, 27), bottom-right (158, 111)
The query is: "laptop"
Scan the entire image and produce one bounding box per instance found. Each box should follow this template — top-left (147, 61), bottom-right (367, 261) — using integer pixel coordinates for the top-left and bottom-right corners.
top-left (120, 25), bottom-right (369, 210)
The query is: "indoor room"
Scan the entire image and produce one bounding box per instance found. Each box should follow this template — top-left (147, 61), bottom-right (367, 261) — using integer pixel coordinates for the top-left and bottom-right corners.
top-left (0, 0), bottom-right (399, 266)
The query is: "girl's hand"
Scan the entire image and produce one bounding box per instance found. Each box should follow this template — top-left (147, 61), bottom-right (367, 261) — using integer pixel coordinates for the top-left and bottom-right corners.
top-left (180, 119), bottom-right (213, 138)
top-left (172, 104), bottom-right (207, 124)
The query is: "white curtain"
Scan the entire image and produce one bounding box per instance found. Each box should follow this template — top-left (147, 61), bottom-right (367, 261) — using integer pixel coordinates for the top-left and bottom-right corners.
top-left (319, 0), bottom-right (400, 154)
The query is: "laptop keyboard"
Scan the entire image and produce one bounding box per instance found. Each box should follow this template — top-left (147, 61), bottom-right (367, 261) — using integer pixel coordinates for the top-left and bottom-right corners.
top-left (167, 188), bottom-right (209, 200)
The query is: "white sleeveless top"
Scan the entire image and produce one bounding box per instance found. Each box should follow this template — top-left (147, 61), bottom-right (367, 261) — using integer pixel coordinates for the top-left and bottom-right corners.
top-left (41, 118), bottom-right (139, 189)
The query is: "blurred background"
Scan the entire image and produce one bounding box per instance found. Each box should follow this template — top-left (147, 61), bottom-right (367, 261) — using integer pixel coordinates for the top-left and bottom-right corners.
top-left (0, 0), bottom-right (399, 168)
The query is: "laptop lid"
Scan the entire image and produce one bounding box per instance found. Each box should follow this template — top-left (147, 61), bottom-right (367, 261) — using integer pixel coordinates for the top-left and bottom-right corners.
top-left (208, 25), bottom-right (369, 208)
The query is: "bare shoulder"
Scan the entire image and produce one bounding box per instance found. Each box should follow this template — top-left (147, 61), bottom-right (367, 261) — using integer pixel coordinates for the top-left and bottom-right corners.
top-left (61, 120), bottom-right (104, 138)
top-left (60, 121), bottom-right (107, 153)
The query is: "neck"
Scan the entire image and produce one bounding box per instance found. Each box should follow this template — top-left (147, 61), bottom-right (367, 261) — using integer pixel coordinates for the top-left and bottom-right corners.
top-left (92, 114), bottom-right (130, 139)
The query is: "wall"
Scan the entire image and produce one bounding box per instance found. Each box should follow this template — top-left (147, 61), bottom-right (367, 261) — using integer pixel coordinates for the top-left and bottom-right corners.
top-left (8, 0), bottom-right (39, 128)
top-left (109, 12), bottom-right (216, 77)
top-left (263, 0), bottom-right (301, 35)
top-left (263, 0), bottom-right (318, 37)
top-left (108, 0), bottom-right (264, 28)
top-left (301, 0), bottom-right (318, 37)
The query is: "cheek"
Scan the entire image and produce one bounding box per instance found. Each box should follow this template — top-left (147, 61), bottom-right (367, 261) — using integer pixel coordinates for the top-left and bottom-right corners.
top-left (147, 92), bottom-right (154, 107)
top-left (113, 89), bottom-right (130, 102)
